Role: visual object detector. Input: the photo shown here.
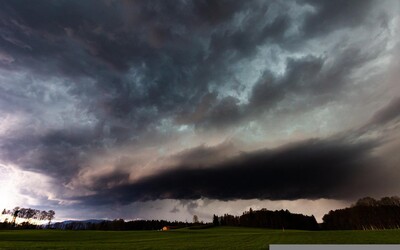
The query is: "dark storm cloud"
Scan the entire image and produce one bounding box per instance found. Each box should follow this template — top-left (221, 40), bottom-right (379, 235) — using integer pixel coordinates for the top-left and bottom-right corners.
top-left (207, 45), bottom-right (379, 124)
top-left (0, 0), bottom-right (289, 180)
top-left (368, 97), bottom-right (400, 126)
top-left (176, 45), bottom-right (378, 129)
top-left (249, 55), bottom-right (325, 112)
top-left (0, 0), bottom-right (395, 206)
top-left (75, 96), bottom-right (400, 205)
top-left (0, 128), bottom-right (100, 179)
top-left (78, 136), bottom-right (384, 205)
top-left (0, 0), bottom-right (382, 131)
top-left (167, 142), bottom-right (237, 167)
top-left (205, 12), bottom-right (289, 63)
top-left (301, 0), bottom-right (374, 36)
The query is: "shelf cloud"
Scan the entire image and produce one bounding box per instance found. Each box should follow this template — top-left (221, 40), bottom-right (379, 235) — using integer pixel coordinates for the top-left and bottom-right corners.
top-left (0, 0), bottom-right (399, 221)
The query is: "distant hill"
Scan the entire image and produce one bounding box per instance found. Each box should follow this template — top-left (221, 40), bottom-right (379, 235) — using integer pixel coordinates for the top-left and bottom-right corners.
top-left (61, 219), bottom-right (107, 224)
top-left (52, 219), bottom-right (108, 230)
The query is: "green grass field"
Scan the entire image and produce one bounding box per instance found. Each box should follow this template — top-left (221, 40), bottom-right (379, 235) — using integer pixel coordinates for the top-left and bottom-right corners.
top-left (1, 227), bottom-right (400, 249)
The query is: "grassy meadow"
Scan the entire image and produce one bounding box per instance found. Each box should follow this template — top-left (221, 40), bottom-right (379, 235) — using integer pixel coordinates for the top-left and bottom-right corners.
top-left (1, 227), bottom-right (400, 249)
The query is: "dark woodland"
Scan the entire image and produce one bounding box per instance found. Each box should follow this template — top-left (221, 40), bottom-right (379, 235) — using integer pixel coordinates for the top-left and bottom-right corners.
top-left (213, 208), bottom-right (318, 230)
top-left (322, 196), bottom-right (400, 230)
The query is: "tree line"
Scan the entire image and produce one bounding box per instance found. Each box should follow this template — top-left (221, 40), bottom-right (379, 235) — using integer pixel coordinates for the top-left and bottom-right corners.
top-left (322, 196), bottom-right (400, 230)
top-left (1, 207), bottom-right (55, 228)
top-left (51, 219), bottom-right (196, 230)
top-left (212, 208), bottom-right (319, 230)
top-left (2, 196), bottom-right (400, 231)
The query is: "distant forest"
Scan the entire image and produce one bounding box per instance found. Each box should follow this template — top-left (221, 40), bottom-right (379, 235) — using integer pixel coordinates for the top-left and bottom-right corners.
top-left (1, 196), bottom-right (400, 231)
top-left (212, 208), bottom-right (318, 230)
top-left (212, 196), bottom-right (400, 231)
top-left (322, 196), bottom-right (400, 230)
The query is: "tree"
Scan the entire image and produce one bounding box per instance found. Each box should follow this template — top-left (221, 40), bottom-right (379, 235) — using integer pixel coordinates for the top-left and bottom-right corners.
top-left (193, 215), bottom-right (199, 224)
top-left (322, 196), bottom-right (400, 230)
top-left (25, 208), bottom-right (36, 223)
top-left (47, 210), bottom-right (55, 226)
top-left (213, 214), bottom-right (219, 226)
top-left (355, 197), bottom-right (377, 207)
top-left (12, 207), bottom-right (20, 226)
top-left (39, 211), bottom-right (48, 221)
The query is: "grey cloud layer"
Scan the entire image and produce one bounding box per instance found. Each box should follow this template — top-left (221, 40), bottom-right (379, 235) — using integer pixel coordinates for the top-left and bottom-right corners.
top-left (0, 0), bottom-right (399, 206)
top-left (76, 99), bottom-right (400, 204)
top-left (78, 137), bottom-right (380, 204)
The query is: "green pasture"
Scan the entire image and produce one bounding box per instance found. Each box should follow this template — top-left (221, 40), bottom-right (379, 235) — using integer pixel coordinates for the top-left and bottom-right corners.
top-left (1, 227), bottom-right (400, 249)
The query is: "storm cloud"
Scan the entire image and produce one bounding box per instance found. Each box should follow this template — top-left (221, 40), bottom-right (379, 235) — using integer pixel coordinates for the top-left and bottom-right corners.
top-left (368, 97), bottom-right (400, 126)
top-left (0, 0), bottom-right (399, 220)
top-left (79, 135), bottom-right (383, 205)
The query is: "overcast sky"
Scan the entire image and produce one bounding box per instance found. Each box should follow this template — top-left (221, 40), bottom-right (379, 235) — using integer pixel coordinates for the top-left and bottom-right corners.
top-left (0, 0), bottom-right (400, 223)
